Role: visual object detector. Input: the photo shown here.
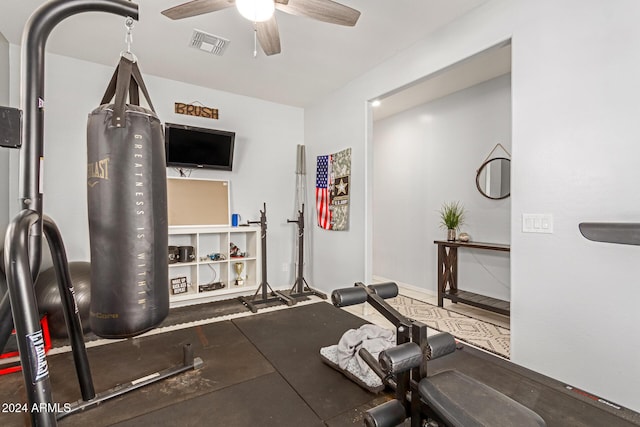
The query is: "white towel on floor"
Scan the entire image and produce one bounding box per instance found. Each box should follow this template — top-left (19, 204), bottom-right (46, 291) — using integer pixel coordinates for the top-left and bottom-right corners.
top-left (336, 324), bottom-right (395, 376)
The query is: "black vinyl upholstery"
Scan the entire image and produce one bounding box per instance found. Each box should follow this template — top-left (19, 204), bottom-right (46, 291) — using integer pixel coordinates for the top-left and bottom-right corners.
top-left (379, 342), bottom-right (422, 375)
top-left (426, 332), bottom-right (457, 360)
top-left (419, 370), bottom-right (546, 427)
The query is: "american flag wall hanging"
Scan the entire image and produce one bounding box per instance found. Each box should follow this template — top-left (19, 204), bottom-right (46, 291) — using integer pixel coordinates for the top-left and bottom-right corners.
top-left (316, 148), bottom-right (351, 231)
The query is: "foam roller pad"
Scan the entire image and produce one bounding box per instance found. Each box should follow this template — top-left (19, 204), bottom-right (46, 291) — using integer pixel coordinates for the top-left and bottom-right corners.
top-left (364, 399), bottom-right (406, 427)
top-left (427, 332), bottom-right (457, 360)
top-left (331, 286), bottom-right (368, 307)
top-left (379, 342), bottom-right (423, 375)
top-left (367, 282), bottom-right (398, 299)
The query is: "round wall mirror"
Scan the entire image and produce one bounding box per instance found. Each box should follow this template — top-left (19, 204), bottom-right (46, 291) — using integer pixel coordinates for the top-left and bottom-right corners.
top-left (476, 157), bottom-right (510, 200)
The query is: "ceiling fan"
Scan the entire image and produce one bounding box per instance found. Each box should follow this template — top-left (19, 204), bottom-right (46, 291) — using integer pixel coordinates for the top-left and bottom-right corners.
top-left (161, 0), bottom-right (361, 56)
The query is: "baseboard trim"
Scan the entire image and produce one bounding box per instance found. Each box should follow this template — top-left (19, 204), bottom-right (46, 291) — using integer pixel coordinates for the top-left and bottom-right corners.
top-left (371, 275), bottom-right (435, 299)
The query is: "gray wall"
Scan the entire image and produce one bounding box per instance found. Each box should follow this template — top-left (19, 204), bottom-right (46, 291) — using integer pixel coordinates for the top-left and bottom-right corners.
top-left (0, 33), bottom-right (10, 236)
top-left (6, 48), bottom-right (304, 286)
top-left (305, 0), bottom-right (640, 412)
top-left (372, 74), bottom-right (511, 300)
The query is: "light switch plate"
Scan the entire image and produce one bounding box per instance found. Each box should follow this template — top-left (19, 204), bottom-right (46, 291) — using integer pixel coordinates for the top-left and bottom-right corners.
top-left (522, 213), bottom-right (553, 233)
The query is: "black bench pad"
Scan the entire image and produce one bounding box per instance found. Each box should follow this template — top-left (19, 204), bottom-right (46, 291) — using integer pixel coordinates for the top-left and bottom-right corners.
top-left (419, 370), bottom-right (546, 427)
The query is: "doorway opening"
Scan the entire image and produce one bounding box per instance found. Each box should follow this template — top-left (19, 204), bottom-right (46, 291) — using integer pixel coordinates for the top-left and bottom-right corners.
top-left (366, 41), bottom-right (512, 331)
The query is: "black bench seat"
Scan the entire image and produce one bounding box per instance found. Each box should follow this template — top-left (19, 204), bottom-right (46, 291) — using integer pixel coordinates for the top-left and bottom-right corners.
top-left (419, 369), bottom-right (546, 427)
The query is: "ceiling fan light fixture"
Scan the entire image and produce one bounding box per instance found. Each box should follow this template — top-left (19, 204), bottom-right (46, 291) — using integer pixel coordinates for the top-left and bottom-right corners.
top-left (236, 0), bottom-right (275, 22)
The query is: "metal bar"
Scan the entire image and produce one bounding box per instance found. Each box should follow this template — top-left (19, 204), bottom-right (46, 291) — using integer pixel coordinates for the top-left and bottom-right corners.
top-left (358, 348), bottom-right (387, 383)
top-left (4, 209), bottom-right (55, 426)
top-left (356, 283), bottom-right (410, 330)
top-left (4, 1), bottom-right (139, 424)
top-left (411, 321), bottom-right (428, 379)
top-left (241, 203), bottom-right (292, 311)
top-left (286, 205), bottom-right (326, 300)
top-left (58, 345), bottom-right (203, 420)
top-left (260, 206), bottom-right (268, 300)
top-left (297, 205), bottom-right (304, 293)
top-left (42, 215), bottom-right (95, 401)
top-left (288, 206), bottom-right (304, 294)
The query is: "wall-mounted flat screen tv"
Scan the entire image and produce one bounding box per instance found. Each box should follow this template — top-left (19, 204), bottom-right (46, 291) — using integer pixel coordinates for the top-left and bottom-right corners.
top-left (165, 123), bottom-right (235, 171)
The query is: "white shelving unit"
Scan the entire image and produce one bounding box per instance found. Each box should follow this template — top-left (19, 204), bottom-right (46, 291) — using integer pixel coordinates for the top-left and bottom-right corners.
top-left (168, 225), bottom-right (261, 306)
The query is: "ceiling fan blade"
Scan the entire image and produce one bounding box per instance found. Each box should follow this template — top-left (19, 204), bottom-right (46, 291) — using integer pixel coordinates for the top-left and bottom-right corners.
top-left (161, 0), bottom-right (234, 20)
top-left (256, 16), bottom-right (281, 56)
top-left (276, 0), bottom-right (360, 26)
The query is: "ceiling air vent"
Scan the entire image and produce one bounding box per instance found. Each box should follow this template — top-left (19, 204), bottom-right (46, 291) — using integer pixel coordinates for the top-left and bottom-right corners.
top-left (189, 29), bottom-right (230, 56)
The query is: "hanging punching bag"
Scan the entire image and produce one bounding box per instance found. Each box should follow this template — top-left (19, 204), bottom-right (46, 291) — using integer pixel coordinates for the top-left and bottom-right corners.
top-left (87, 57), bottom-right (168, 338)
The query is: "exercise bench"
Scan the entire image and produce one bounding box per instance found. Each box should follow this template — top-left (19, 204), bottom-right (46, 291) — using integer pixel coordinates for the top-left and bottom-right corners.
top-left (331, 282), bottom-right (546, 427)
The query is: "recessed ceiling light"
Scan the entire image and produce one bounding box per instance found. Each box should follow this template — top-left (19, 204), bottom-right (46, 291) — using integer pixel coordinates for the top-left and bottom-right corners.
top-left (371, 100), bottom-right (381, 107)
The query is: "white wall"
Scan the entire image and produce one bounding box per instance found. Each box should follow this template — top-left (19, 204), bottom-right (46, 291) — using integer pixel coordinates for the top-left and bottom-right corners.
top-left (373, 75), bottom-right (511, 300)
top-left (0, 33), bottom-right (10, 236)
top-left (6, 48), bottom-right (303, 287)
top-left (305, 0), bottom-right (640, 413)
top-left (0, 34), bottom-right (8, 105)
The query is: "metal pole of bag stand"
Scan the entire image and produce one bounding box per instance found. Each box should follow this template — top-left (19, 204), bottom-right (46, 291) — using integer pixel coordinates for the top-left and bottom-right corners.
top-left (5, 210), bottom-right (55, 425)
top-left (2, 1), bottom-right (139, 425)
top-left (239, 203), bottom-right (294, 312)
top-left (42, 216), bottom-right (95, 400)
top-left (286, 204), bottom-right (326, 301)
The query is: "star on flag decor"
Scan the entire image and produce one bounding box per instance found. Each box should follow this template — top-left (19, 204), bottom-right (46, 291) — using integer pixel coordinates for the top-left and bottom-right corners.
top-left (316, 148), bottom-right (351, 231)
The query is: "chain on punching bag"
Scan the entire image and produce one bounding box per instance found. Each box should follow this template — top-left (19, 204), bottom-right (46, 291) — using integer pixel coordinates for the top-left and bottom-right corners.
top-left (86, 56), bottom-right (168, 338)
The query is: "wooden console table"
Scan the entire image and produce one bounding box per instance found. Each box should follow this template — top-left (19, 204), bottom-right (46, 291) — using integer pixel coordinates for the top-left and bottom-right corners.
top-left (434, 240), bottom-right (510, 316)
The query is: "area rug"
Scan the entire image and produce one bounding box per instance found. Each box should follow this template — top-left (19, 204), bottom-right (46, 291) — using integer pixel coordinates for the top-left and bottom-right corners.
top-left (387, 295), bottom-right (511, 359)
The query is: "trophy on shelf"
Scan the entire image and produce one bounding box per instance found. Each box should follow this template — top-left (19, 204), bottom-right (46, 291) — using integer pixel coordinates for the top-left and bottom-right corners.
top-left (234, 262), bottom-right (244, 286)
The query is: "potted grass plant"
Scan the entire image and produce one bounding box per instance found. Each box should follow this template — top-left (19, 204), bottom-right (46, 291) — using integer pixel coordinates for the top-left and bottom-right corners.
top-left (439, 201), bottom-right (466, 241)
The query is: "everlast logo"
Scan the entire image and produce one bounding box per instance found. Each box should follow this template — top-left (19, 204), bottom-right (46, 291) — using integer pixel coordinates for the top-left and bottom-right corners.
top-left (87, 157), bottom-right (110, 187)
top-left (175, 102), bottom-right (219, 119)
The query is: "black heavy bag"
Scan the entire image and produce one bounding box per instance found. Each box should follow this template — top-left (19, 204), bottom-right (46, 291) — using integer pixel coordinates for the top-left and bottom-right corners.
top-left (87, 57), bottom-right (168, 338)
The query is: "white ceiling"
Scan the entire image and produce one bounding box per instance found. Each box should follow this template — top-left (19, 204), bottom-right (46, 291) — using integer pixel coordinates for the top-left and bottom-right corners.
top-left (372, 42), bottom-right (511, 121)
top-left (0, 0), bottom-right (489, 107)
